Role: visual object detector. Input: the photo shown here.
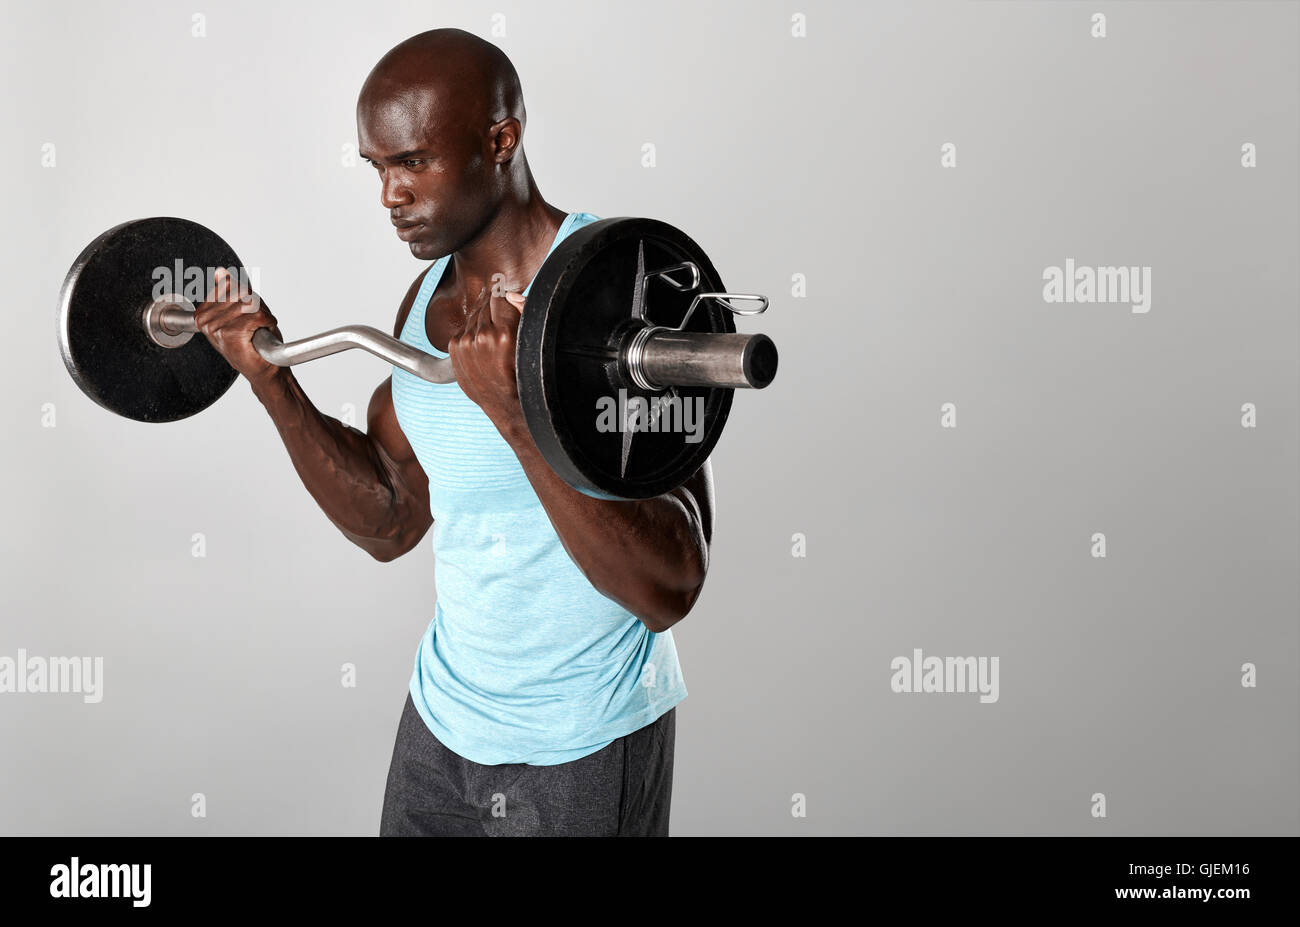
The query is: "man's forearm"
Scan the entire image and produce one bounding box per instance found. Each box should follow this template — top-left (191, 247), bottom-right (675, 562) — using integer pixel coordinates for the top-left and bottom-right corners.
top-left (249, 369), bottom-right (417, 558)
top-left (497, 417), bottom-right (707, 632)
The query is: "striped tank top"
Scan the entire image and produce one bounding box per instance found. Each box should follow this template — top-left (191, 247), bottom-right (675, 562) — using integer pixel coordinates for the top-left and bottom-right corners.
top-left (390, 211), bottom-right (688, 766)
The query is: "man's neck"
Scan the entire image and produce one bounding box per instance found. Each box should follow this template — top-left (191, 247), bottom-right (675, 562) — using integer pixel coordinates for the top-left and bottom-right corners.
top-left (449, 192), bottom-right (568, 298)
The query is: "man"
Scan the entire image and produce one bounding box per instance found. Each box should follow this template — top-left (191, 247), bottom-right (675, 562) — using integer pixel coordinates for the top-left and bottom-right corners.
top-left (191, 29), bottom-right (713, 836)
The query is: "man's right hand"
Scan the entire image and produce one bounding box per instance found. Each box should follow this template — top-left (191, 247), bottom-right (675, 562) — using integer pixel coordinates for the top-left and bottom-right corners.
top-left (193, 266), bottom-right (286, 388)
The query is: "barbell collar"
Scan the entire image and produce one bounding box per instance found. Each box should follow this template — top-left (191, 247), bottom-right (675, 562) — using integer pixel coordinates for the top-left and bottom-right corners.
top-left (625, 327), bottom-right (778, 391)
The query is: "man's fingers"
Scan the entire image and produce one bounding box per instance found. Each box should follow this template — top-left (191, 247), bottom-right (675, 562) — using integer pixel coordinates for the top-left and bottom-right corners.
top-left (202, 267), bottom-right (223, 305)
top-left (197, 302), bottom-right (254, 337)
top-left (490, 291), bottom-right (523, 329)
top-left (447, 326), bottom-right (473, 383)
top-left (449, 308), bottom-right (478, 379)
top-left (200, 266), bottom-right (246, 306)
top-left (215, 266), bottom-right (232, 302)
top-left (469, 284), bottom-right (494, 339)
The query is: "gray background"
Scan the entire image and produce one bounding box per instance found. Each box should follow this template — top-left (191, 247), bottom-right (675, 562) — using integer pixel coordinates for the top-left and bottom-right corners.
top-left (1, 0), bottom-right (1296, 836)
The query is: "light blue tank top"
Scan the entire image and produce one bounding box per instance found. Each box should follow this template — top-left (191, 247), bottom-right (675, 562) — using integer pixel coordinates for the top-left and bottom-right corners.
top-left (390, 211), bottom-right (688, 766)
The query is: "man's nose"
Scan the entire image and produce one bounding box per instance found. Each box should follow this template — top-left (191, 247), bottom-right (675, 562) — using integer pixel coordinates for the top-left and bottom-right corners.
top-left (380, 173), bottom-right (412, 210)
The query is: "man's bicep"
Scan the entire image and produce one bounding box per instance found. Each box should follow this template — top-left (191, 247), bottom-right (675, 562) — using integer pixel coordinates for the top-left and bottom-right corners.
top-left (372, 266), bottom-right (435, 513)
top-left (367, 376), bottom-right (431, 528)
top-left (675, 458), bottom-right (714, 547)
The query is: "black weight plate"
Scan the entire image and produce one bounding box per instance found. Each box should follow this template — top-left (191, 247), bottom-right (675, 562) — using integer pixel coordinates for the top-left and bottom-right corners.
top-left (518, 217), bottom-right (735, 500)
top-left (58, 217), bottom-right (242, 423)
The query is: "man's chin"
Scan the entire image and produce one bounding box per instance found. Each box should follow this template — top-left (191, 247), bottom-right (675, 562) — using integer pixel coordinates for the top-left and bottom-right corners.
top-left (407, 239), bottom-right (444, 261)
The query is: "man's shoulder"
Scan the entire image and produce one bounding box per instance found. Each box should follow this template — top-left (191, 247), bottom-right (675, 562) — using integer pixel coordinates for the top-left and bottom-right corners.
top-left (393, 264), bottom-right (437, 339)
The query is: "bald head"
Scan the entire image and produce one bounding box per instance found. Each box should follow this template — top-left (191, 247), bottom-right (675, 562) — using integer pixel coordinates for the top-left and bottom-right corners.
top-left (359, 28), bottom-right (525, 133)
top-left (356, 29), bottom-right (531, 260)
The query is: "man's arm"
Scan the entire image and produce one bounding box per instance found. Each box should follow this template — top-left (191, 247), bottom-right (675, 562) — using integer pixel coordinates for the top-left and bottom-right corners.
top-left (501, 432), bottom-right (713, 633)
top-left (447, 281), bottom-right (714, 633)
top-left (193, 268), bottom-right (433, 561)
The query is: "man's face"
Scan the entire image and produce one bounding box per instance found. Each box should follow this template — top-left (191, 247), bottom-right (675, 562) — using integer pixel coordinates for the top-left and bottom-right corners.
top-left (357, 87), bottom-right (492, 262)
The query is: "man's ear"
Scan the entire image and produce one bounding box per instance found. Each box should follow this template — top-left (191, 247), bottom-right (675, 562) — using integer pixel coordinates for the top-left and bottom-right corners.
top-left (489, 117), bottom-right (522, 164)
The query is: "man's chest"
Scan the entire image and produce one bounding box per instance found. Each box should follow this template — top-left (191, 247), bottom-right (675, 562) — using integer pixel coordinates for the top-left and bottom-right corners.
top-left (423, 287), bottom-right (470, 354)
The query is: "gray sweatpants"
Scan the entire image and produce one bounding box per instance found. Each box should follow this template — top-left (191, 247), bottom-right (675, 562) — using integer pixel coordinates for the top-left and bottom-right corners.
top-left (379, 693), bottom-right (675, 836)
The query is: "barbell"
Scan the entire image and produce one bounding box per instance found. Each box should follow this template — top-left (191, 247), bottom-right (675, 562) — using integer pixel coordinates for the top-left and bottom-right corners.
top-left (57, 216), bottom-right (778, 499)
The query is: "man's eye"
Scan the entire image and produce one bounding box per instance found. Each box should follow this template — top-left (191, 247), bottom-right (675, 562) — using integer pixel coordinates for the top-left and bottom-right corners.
top-left (404, 159), bottom-right (426, 169)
